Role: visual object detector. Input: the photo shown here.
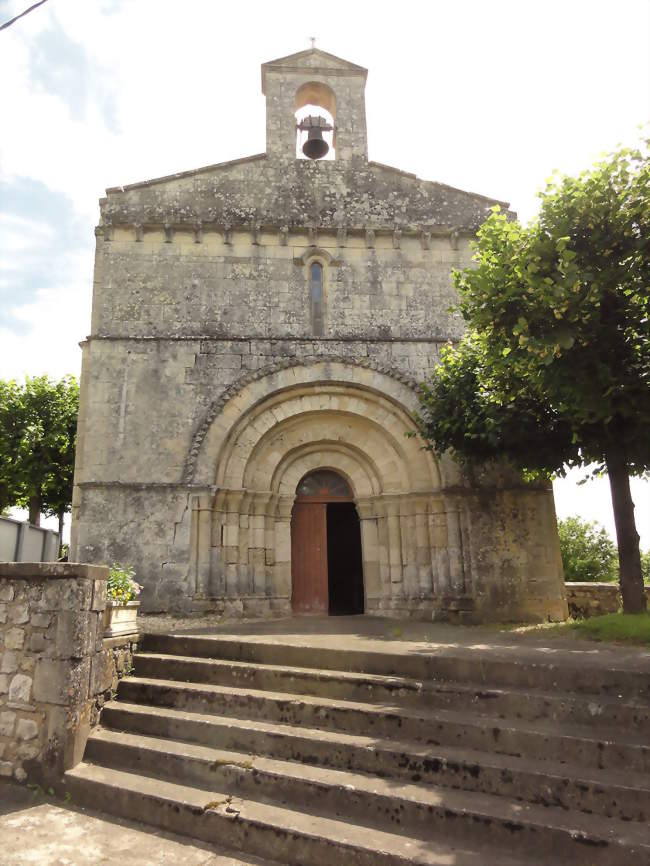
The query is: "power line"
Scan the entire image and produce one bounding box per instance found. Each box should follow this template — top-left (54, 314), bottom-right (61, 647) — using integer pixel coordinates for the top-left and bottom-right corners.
top-left (0, 0), bottom-right (50, 32)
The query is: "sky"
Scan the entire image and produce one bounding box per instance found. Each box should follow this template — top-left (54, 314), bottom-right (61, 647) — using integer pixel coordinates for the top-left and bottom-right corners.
top-left (0, 0), bottom-right (649, 545)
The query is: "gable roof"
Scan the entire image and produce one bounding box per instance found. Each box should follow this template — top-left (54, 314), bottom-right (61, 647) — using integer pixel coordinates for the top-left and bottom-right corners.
top-left (261, 48), bottom-right (367, 93)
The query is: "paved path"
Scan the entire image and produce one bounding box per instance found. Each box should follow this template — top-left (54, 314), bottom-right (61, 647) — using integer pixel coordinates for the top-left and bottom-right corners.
top-left (0, 784), bottom-right (277, 866)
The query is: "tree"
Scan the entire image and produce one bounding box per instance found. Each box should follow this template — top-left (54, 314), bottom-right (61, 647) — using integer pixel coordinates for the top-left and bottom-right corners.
top-left (0, 376), bottom-right (79, 537)
top-left (417, 141), bottom-right (650, 612)
top-left (557, 516), bottom-right (618, 583)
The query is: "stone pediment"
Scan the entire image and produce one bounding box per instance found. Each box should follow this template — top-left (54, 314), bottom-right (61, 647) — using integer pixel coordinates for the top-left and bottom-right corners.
top-left (101, 156), bottom-right (511, 232)
top-left (261, 48), bottom-right (367, 90)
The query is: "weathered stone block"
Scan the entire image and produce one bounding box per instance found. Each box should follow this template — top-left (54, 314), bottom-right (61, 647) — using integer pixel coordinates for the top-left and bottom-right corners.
top-left (0, 584), bottom-right (14, 603)
top-left (0, 604), bottom-right (6, 624)
top-left (1, 652), bottom-right (18, 674)
top-left (91, 579), bottom-right (107, 611)
top-left (34, 658), bottom-right (90, 706)
top-left (0, 674), bottom-right (8, 693)
top-left (0, 710), bottom-right (16, 735)
top-left (31, 612), bottom-right (51, 628)
top-left (5, 628), bottom-right (25, 651)
top-left (0, 762), bottom-right (13, 777)
top-left (9, 603), bottom-right (29, 624)
top-left (16, 718), bottom-right (38, 741)
top-left (55, 611), bottom-right (97, 659)
top-left (90, 649), bottom-right (113, 695)
top-left (8, 674), bottom-right (32, 705)
top-left (28, 632), bottom-right (47, 653)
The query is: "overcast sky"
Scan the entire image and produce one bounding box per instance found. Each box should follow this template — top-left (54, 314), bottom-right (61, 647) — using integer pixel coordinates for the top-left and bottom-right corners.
top-left (0, 0), bottom-right (649, 545)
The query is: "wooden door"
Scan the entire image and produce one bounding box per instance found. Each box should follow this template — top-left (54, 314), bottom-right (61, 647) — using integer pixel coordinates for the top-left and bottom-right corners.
top-left (291, 501), bottom-right (328, 614)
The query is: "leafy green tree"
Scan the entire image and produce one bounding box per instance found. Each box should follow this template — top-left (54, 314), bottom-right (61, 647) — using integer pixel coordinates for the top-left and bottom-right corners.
top-left (417, 141), bottom-right (650, 612)
top-left (642, 550), bottom-right (650, 584)
top-left (557, 516), bottom-right (618, 583)
top-left (0, 376), bottom-right (79, 537)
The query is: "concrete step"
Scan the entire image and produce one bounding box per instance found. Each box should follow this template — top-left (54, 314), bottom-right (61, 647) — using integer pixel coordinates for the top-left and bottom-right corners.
top-left (85, 726), bottom-right (650, 856)
top-left (141, 633), bottom-right (650, 700)
top-left (115, 676), bottom-right (650, 773)
top-left (64, 762), bottom-right (547, 866)
top-left (98, 701), bottom-right (650, 822)
top-left (134, 651), bottom-right (650, 731)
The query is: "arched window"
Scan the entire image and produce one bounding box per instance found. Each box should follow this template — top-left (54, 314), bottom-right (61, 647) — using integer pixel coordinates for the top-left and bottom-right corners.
top-left (310, 261), bottom-right (324, 335)
top-left (296, 470), bottom-right (353, 499)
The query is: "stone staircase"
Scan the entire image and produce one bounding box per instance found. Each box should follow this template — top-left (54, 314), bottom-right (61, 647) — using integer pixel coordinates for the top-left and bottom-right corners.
top-left (65, 631), bottom-right (650, 865)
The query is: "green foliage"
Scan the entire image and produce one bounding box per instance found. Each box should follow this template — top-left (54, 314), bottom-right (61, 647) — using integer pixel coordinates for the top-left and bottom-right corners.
top-left (107, 563), bottom-right (142, 605)
top-left (419, 140), bottom-right (650, 476)
top-left (642, 549), bottom-right (650, 583)
top-left (0, 376), bottom-right (79, 522)
top-left (416, 333), bottom-right (576, 477)
top-left (416, 140), bottom-right (650, 611)
top-left (450, 142), bottom-right (650, 475)
top-left (564, 612), bottom-right (650, 646)
top-left (557, 516), bottom-right (618, 583)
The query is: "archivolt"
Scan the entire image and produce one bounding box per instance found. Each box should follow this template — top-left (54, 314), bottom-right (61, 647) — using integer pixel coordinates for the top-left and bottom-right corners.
top-left (188, 363), bottom-right (439, 495)
top-left (182, 357), bottom-right (419, 483)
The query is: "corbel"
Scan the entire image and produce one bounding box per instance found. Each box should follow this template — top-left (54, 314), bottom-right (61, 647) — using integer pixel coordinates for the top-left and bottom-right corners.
top-left (163, 222), bottom-right (174, 243)
top-left (222, 224), bottom-right (232, 245)
top-left (449, 227), bottom-right (459, 250)
top-left (420, 229), bottom-right (431, 250)
top-left (392, 227), bottom-right (402, 249)
top-left (279, 225), bottom-right (289, 246)
top-left (102, 220), bottom-right (113, 242)
top-left (133, 222), bottom-right (143, 242)
top-left (251, 224), bottom-right (261, 246)
top-left (193, 221), bottom-right (203, 244)
top-left (337, 225), bottom-right (347, 247)
top-left (307, 225), bottom-right (317, 246)
top-left (365, 229), bottom-right (376, 249)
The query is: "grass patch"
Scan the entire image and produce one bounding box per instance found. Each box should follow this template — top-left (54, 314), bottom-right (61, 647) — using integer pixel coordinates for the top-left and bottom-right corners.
top-left (562, 612), bottom-right (650, 645)
top-left (501, 612), bottom-right (650, 646)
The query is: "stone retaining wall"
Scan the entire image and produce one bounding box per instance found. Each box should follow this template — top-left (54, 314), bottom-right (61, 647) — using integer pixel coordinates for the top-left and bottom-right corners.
top-left (0, 563), bottom-right (138, 784)
top-left (565, 582), bottom-right (650, 618)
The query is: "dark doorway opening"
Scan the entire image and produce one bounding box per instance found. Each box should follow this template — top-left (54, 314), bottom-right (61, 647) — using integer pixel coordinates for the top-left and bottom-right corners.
top-left (326, 502), bottom-right (364, 615)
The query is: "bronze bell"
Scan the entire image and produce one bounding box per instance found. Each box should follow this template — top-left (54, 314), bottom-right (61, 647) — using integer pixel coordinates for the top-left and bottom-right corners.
top-left (298, 115), bottom-right (333, 160)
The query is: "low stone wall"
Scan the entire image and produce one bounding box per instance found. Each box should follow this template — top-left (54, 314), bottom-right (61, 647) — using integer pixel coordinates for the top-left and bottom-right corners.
top-left (565, 582), bottom-right (650, 618)
top-left (0, 562), bottom-right (133, 784)
top-left (91, 634), bottom-right (140, 726)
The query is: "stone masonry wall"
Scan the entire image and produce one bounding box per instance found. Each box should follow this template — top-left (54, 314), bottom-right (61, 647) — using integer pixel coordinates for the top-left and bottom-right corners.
top-left (565, 582), bottom-right (650, 619)
top-left (0, 563), bottom-right (109, 783)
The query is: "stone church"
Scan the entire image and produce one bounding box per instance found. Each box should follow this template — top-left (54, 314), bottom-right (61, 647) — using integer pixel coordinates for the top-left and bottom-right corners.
top-left (70, 48), bottom-right (567, 623)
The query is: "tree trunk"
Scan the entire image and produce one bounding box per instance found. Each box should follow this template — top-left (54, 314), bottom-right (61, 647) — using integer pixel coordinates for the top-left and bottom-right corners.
top-left (606, 450), bottom-right (647, 613)
top-left (28, 495), bottom-right (41, 527)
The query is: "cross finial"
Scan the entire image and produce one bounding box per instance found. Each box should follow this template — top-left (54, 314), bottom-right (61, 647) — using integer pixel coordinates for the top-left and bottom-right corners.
top-left (310, 36), bottom-right (316, 49)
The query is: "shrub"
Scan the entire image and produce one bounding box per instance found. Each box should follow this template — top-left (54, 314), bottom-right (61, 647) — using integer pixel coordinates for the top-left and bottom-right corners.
top-left (557, 516), bottom-right (618, 583)
top-left (107, 563), bottom-right (142, 605)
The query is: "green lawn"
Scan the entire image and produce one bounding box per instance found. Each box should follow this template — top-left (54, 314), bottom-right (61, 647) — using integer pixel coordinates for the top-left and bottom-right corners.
top-left (504, 611), bottom-right (650, 646)
top-left (550, 612), bottom-right (650, 646)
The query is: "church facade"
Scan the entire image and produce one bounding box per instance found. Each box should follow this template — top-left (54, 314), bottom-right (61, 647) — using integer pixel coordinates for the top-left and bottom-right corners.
top-left (70, 49), bottom-right (567, 623)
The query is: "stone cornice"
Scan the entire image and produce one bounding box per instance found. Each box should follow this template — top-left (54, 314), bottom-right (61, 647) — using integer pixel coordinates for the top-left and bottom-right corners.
top-left (96, 219), bottom-right (474, 246)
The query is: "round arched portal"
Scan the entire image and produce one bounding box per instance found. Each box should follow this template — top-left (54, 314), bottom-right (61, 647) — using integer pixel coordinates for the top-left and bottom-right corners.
top-left (185, 360), bottom-right (458, 621)
top-left (291, 470), bottom-right (364, 616)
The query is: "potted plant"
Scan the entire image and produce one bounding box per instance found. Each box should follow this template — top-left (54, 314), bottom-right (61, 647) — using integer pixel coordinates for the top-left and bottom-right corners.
top-left (103, 563), bottom-right (142, 637)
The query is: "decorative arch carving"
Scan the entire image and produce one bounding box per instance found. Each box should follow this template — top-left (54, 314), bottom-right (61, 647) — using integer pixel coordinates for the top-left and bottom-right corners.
top-left (182, 357), bottom-right (419, 483)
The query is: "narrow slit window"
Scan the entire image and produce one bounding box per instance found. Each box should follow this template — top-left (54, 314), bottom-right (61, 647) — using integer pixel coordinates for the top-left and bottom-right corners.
top-left (310, 262), bottom-right (324, 335)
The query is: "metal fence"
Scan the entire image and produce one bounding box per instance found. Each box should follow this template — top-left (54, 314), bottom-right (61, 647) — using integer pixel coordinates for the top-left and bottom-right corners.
top-left (0, 515), bottom-right (60, 562)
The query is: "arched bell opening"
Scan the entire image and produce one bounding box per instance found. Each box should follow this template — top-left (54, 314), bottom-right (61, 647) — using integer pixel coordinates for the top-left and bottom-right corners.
top-left (295, 81), bottom-right (336, 161)
top-left (291, 469), bottom-right (364, 616)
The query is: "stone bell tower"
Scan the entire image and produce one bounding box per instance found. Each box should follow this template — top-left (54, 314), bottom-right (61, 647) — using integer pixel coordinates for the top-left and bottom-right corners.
top-left (261, 48), bottom-right (368, 163)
